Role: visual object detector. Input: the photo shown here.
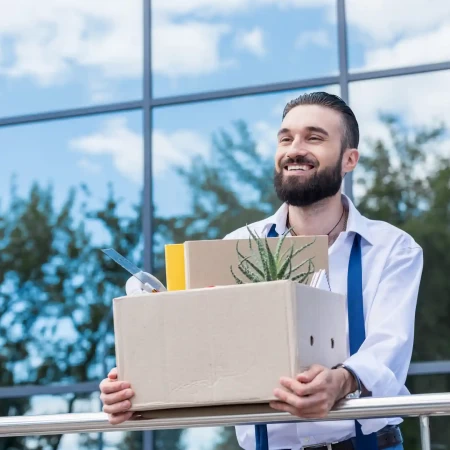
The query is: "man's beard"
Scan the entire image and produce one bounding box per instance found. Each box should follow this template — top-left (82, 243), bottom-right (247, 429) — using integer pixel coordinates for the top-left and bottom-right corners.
top-left (273, 156), bottom-right (343, 207)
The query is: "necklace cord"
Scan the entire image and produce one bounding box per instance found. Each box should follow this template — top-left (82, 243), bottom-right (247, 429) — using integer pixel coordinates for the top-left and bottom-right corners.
top-left (287, 206), bottom-right (346, 237)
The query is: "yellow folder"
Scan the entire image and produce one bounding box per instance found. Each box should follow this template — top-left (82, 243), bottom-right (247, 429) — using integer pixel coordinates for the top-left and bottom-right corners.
top-left (164, 244), bottom-right (186, 291)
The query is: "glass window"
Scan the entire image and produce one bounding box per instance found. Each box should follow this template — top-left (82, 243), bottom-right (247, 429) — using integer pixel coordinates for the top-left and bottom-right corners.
top-left (350, 71), bottom-right (450, 363)
top-left (347, 0), bottom-right (450, 72)
top-left (152, 0), bottom-right (338, 97)
top-left (0, 0), bottom-right (142, 117)
top-left (0, 111), bottom-right (143, 387)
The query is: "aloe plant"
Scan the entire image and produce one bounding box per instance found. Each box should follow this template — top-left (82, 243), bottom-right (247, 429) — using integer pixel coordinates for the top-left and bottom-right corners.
top-left (230, 226), bottom-right (316, 285)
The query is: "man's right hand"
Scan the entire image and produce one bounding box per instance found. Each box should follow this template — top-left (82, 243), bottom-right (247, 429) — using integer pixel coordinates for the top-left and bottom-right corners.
top-left (99, 367), bottom-right (135, 425)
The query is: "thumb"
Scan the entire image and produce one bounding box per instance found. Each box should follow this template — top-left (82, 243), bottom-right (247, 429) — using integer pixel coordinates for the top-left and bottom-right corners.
top-left (108, 367), bottom-right (118, 379)
top-left (296, 364), bottom-right (325, 383)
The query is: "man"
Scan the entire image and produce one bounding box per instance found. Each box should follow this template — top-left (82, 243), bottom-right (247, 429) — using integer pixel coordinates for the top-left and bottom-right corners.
top-left (100, 92), bottom-right (422, 450)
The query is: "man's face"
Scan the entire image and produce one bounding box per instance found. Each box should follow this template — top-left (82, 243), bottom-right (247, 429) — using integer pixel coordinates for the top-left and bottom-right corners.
top-left (273, 104), bottom-right (351, 207)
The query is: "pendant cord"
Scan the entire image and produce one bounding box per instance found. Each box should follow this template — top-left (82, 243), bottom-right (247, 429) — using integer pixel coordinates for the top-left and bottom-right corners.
top-left (288, 205), bottom-right (346, 237)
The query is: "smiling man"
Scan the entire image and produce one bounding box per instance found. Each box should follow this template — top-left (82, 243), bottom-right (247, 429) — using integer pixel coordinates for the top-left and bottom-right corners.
top-left (100, 92), bottom-right (422, 450)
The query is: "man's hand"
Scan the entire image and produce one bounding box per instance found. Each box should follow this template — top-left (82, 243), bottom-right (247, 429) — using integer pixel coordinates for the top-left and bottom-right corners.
top-left (269, 364), bottom-right (356, 418)
top-left (99, 368), bottom-right (135, 425)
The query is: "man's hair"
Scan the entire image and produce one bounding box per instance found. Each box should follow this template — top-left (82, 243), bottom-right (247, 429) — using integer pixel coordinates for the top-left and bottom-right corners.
top-left (282, 92), bottom-right (359, 150)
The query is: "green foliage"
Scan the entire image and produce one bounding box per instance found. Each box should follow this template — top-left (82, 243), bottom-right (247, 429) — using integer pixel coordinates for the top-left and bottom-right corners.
top-left (0, 180), bottom-right (141, 449)
top-left (230, 227), bottom-right (315, 284)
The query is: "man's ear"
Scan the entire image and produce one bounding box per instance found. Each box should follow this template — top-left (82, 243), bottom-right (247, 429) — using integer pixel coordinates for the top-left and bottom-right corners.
top-left (342, 148), bottom-right (359, 175)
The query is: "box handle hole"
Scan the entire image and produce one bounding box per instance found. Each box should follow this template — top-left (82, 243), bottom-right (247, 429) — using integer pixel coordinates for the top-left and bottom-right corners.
top-left (310, 336), bottom-right (314, 346)
top-left (331, 338), bottom-right (335, 349)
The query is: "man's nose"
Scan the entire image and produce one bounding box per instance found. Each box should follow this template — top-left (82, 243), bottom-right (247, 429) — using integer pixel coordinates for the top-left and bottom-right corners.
top-left (284, 137), bottom-right (309, 160)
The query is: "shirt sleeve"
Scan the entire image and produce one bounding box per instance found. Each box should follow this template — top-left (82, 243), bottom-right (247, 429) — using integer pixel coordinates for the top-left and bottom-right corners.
top-left (343, 243), bottom-right (423, 431)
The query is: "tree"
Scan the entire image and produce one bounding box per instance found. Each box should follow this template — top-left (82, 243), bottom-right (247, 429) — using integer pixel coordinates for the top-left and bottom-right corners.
top-left (0, 180), bottom-right (141, 449)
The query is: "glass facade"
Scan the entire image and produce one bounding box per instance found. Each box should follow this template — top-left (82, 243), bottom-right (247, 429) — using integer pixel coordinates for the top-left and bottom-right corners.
top-left (1, 0), bottom-right (449, 449)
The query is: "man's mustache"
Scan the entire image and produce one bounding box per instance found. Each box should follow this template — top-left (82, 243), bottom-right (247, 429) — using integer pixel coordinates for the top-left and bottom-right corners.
top-left (279, 155), bottom-right (319, 168)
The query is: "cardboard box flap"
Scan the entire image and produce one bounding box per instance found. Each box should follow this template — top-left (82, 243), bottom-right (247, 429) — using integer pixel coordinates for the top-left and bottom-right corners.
top-left (184, 235), bottom-right (328, 289)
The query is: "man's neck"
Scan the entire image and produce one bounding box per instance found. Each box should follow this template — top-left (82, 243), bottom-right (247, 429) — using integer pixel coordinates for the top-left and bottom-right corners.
top-left (287, 192), bottom-right (344, 237)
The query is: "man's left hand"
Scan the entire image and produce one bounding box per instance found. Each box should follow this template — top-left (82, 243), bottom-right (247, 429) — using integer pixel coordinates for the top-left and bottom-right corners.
top-left (269, 364), bottom-right (355, 418)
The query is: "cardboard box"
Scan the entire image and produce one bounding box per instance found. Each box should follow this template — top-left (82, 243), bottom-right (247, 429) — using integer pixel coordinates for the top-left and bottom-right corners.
top-left (113, 280), bottom-right (347, 412)
top-left (166, 235), bottom-right (328, 290)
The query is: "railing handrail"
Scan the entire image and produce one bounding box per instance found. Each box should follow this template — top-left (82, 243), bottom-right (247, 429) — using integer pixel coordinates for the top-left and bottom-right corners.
top-left (0, 393), bottom-right (450, 437)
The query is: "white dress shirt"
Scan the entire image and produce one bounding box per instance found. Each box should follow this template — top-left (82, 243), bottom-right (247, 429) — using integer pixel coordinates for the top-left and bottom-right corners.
top-left (125, 194), bottom-right (423, 450)
top-left (223, 195), bottom-right (423, 450)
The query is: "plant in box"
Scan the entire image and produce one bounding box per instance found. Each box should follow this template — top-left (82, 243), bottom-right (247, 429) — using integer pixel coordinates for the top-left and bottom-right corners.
top-left (230, 226), bottom-right (316, 284)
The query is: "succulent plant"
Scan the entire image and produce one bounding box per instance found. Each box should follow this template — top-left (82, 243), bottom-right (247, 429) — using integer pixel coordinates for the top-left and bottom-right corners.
top-left (230, 226), bottom-right (316, 285)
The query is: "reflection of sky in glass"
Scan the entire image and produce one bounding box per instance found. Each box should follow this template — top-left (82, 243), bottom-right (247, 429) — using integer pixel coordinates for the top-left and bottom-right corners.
top-left (0, 0), bottom-right (143, 116)
top-left (0, 111), bottom-right (142, 244)
top-left (347, 0), bottom-right (450, 72)
top-left (152, 1), bottom-right (338, 97)
top-left (349, 70), bottom-right (450, 200)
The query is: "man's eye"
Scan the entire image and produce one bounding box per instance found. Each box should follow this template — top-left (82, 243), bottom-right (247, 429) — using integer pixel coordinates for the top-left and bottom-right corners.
top-left (309, 136), bottom-right (321, 141)
top-left (280, 137), bottom-right (291, 142)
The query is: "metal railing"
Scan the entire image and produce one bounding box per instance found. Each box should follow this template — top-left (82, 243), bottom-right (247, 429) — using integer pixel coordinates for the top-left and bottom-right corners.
top-left (1, 394), bottom-right (450, 449)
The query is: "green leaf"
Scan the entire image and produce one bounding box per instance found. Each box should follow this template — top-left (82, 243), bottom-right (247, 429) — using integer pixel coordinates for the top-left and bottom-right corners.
top-left (264, 237), bottom-right (278, 280)
top-left (291, 260), bottom-right (315, 283)
top-left (273, 228), bottom-right (290, 264)
top-left (236, 241), bottom-right (264, 278)
top-left (230, 265), bottom-right (244, 284)
top-left (238, 260), bottom-right (264, 283)
top-left (290, 257), bottom-right (314, 275)
top-left (290, 237), bottom-right (316, 260)
top-left (277, 244), bottom-right (294, 279)
top-left (247, 226), bottom-right (271, 280)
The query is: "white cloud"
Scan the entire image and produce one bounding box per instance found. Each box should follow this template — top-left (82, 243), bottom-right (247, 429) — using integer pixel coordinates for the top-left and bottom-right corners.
top-left (296, 30), bottom-right (330, 49)
top-left (235, 27), bottom-right (266, 57)
top-left (69, 116), bottom-right (210, 182)
top-left (346, 0), bottom-right (450, 71)
top-left (346, 0), bottom-right (450, 44)
top-left (363, 24), bottom-right (450, 71)
top-left (152, 129), bottom-right (210, 172)
top-left (69, 116), bottom-right (143, 184)
top-left (0, 0), bottom-right (142, 85)
top-left (350, 70), bottom-right (450, 187)
top-left (77, 158), bottom-right (102, 174)
top-left (0, 0), bottom-right (335, 88)
top-left (153, 21), bottom-right (232, 77)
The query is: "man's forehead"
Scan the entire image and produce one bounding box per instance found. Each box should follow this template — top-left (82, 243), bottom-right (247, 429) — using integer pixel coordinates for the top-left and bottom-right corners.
top-left (281, 104), bottom-right (342, 132)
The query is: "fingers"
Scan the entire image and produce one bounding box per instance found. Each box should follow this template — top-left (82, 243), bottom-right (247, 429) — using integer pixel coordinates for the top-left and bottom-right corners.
top-left (273, 387), bottom-right (317, 411)
top-left (108, 411), bottom-right (134, 425)
top-left (101, 387), bottom-right (134, 405)
top-left (279, 376), bottom-right (322, 397)
top-left (296, 364), bottom-right (325, 383)
top-left (100, 379), bottom-right (131, 395)
top-left (103, 397), bottom-right (133, 415)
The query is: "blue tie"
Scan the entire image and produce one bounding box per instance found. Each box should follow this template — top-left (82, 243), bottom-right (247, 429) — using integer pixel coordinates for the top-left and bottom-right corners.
top-left (254, 225), bottom-right (378, 449)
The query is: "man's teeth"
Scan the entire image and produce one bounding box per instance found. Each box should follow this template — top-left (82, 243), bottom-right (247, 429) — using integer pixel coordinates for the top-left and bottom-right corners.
top-left (287, 164), bottom-right (313, 171)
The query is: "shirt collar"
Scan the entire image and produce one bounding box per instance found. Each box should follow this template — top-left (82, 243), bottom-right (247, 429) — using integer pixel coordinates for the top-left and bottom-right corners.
top-left (263, 194), bottom-right (374, 245)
